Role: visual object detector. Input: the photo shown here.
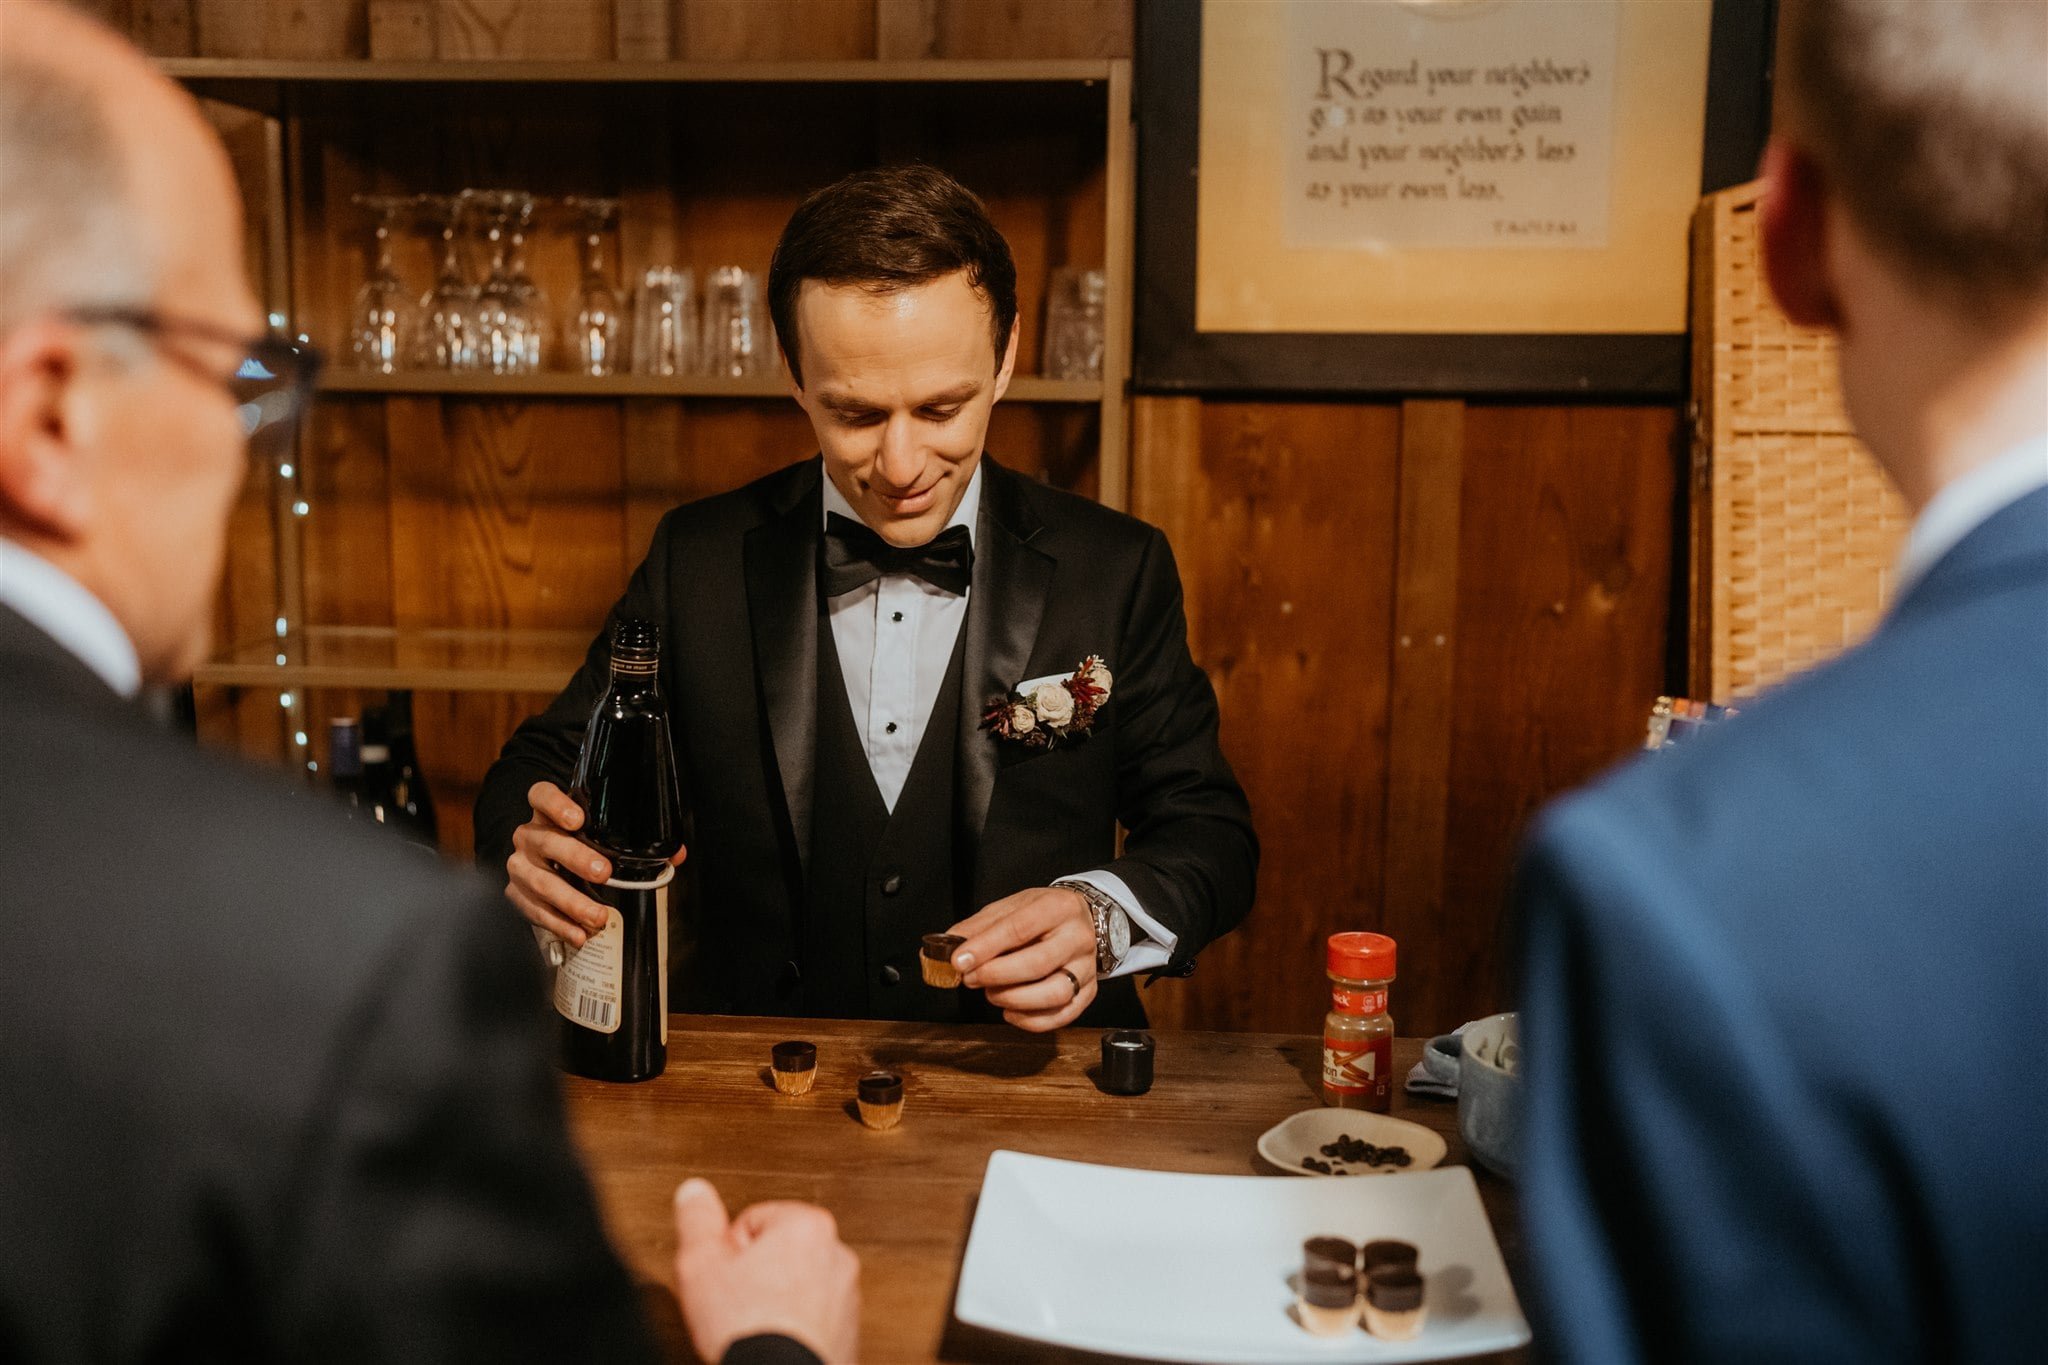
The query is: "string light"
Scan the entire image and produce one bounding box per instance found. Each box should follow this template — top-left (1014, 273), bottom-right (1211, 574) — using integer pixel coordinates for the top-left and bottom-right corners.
top-left (292, 500), bottom-right (309, 517)
top-left (278, 463), bottom-right (294, 478)
top-left (294, 731), bottom-right (308, 747)
top-left (279, 692), bottom-right (294, 708)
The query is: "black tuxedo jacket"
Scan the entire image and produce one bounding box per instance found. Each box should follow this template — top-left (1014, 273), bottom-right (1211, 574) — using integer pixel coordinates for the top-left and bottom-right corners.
top-left (0, 605), bottom-right (668, 1362)
top-left (476, 456), bottom-right (1258, 1023)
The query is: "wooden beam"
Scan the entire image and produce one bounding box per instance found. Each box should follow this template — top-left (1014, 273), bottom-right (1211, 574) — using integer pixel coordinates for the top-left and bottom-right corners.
top-left (1097, 58), bottom-right (1134, 512)
top-left (874, 0), bottom-right (938, 60)
top-left (1380, 398), bottom-right (1465, 1013)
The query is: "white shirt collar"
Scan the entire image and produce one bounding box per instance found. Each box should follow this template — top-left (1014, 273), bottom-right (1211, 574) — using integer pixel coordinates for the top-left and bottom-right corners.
top-left (0, 538), bottom-right (142, 698)
top-left (821, 457), bottom-right (983, 552)
top-left (1896, 434), bottom-right (2048, 595)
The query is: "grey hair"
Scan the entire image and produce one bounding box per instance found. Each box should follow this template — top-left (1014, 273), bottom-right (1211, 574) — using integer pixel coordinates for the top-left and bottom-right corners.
top-left (0, 50), bottom-right (158, 342)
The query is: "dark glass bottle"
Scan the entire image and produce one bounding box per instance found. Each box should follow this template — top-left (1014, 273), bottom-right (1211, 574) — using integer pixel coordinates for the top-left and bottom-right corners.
top-left (557, 619), bottom-right (683, 1083)
top-left (362, 694), bottom-right (438, 855)
top-left (383, 690), bottom-right (438, 845)
top-left (328, 716), bottom-right (365, 815)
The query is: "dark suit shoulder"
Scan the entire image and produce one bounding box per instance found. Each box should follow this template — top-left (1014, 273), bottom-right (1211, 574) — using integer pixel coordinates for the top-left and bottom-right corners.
top-left (4, 687), bottom-right (504, 1030)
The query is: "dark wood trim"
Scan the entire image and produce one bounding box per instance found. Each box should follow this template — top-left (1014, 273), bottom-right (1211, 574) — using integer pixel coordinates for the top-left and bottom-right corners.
top-left (1134, 0), bottom-right (1777, 398)
top-left (1381, 400), bottom-right (1465, 964)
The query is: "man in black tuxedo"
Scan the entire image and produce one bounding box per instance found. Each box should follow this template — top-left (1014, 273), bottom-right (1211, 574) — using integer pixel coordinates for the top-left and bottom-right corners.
top-left (479, 166), bottom-right (1256, 1031)
top-left (0, 5), bottom-right (849, 1361)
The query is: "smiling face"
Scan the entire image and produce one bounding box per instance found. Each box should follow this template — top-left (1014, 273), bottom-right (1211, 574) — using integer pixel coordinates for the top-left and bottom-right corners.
top-left (788, 270), bottom-right (1018, 548)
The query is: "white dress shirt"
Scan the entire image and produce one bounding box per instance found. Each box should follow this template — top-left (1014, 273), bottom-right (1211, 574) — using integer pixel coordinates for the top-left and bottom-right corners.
top-left (1895, 434), bottom-right (2048, 597)
top-left (0, 538), bottom-right (140, 698)
top-left (820, 462), bottom-right (1176, 979)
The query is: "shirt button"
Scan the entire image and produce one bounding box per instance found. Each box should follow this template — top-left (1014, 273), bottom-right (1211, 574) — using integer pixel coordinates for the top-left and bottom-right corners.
top-left (881, 871), bottom-right (904, 896)
top-left (880, 964), bottom-right (902, 987)
top-left (885, 721), bottom-right (898, 734)
top-left (892, 611), bottom-right (904, 623)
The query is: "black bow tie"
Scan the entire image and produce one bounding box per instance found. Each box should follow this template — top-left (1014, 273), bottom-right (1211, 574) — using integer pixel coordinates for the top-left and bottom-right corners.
top-left (821, 513), bottom-right (975, 598)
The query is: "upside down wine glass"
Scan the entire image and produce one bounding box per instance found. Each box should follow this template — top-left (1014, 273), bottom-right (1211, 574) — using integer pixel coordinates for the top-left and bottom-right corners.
top-left (463, 189), bottom-right (522, 374)
top-left (412, 194), bottom-right (476, 371)
top-left (348, 193), bottom-right (416, 373)
top-left (506, 192), bottom-right (550, 373)
top-left (565, 196), bottom-right (625, 376)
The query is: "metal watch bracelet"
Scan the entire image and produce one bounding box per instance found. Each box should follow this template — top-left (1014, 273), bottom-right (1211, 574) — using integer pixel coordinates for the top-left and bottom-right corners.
top-left (1056, 878), bottom-right (1127, 976)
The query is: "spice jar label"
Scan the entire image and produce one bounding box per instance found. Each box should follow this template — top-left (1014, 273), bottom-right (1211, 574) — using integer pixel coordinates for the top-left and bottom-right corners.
top-left (1323, 1034), bottom-right (1393, 1108)
top-left (1332, 986), bottom-right (1389, 1015)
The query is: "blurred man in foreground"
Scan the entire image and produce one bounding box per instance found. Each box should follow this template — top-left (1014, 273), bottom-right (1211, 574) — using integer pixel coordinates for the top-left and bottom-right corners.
top-left (1516, 1), bottom-right (2047, 1359)
top-left (0, 4), bottom-right (850, 1360)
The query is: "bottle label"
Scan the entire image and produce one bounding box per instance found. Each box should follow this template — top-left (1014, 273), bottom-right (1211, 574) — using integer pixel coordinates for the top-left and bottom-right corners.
top-left (1331, 986), bottom-right (1389, 1015)
top-left (1323, 1033), bottom-right (1394, 1110)
top-left (555, 906), bottom-right (625, 1034)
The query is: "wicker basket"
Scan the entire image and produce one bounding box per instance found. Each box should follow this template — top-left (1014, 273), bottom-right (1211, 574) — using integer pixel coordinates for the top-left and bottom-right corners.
top-left (1688, 181), bottom-right (1911, 702)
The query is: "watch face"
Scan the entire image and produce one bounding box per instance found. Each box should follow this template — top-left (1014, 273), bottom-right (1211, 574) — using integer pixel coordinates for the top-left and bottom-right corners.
top-left (1109, 906), bottom-right (1131, 961)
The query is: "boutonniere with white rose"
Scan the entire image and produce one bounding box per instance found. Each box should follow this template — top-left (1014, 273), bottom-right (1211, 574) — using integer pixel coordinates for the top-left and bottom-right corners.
top-left (981, 655), bottom-right (1113, 749)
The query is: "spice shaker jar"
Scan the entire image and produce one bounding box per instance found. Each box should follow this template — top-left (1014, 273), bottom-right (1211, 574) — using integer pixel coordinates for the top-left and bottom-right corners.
top-left (1322, 932), bottom-right (1396, 1111)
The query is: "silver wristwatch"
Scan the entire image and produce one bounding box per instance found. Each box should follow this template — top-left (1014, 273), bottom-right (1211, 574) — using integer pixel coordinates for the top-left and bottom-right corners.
top-left (1056, 878), bottom-right (1132, 975)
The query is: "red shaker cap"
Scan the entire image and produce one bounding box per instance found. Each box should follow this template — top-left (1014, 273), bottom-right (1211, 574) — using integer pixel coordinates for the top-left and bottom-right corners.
top-left (1328, 931), bottom-right (1396, 981)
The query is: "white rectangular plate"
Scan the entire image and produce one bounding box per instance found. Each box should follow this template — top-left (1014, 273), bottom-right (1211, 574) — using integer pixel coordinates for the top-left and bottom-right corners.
top-left (954, 1151), bottom-right (1530, 1363)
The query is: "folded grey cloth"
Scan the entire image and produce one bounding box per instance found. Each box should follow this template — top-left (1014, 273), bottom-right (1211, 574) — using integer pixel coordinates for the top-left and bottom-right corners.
top-left (1405, 1025), bottom-right (1468, 1098)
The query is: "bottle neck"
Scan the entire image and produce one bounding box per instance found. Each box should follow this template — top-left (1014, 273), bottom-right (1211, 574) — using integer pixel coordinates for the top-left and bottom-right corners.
top-left (609, 657), bottom-right (659, 690)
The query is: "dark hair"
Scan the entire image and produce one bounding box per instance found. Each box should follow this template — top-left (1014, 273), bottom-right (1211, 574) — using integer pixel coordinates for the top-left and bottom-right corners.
top-left (1779, 0), bottom-right (2048, 312)
top-left (768, 164), bottom-right (1018, 388)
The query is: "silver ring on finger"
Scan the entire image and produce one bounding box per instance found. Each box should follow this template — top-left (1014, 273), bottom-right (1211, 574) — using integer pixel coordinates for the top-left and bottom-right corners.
top-left (1059, 966), bottom-right (1081, 1005)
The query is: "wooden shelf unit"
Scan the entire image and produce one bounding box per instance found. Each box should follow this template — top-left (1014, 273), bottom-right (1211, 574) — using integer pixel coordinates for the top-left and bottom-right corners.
top-left (162, 57), bottom-right (1121, 84)
top-left (195, 625), bottom-right (593, 693)
top-left (318, 371), bottom-right (1103, 401)
top-left (177, 57), bottom-right (1134, 841)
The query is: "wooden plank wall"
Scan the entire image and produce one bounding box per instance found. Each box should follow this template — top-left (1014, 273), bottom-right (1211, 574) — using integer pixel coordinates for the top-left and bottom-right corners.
top-left (102, 0), bottom-right (1680, 1036)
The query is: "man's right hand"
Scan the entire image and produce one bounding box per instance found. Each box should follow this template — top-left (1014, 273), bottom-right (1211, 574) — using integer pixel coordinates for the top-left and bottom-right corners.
top-left (503, 780), bottom-right (685, 947)
top-left (673, 1179), bottom-right (861, 1365)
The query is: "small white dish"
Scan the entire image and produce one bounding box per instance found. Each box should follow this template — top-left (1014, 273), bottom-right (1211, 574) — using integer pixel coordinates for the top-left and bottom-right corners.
top-left (954, 1151), bottom-right (1529, 1362)
top-left (1257, 1107), bottom-right (1448, 1178)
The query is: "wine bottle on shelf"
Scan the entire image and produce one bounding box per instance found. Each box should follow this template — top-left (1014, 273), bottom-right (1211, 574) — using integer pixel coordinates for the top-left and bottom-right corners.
top-left (361, 698), bottom-right (438, 855)
top-left (327, 716), bottom-right (365, 815)
top-left (555, 618), bottom-right (683, 1083)
top-left (383, 690), bottom-right (439, 847)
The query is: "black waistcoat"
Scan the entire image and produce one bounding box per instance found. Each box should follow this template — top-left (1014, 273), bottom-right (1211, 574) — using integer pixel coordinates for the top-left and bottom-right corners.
top-left (801, 610), bottom-right (977, 1021)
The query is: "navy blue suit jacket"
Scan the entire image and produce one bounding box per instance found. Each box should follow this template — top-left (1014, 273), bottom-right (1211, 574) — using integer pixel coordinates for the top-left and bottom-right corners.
top-left (1514, 487), bottom-right (2048, 1362)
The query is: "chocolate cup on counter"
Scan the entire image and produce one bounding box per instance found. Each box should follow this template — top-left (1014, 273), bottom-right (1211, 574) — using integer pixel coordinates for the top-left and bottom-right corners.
top-left (770, 1041), bottom-right (818, 1095)
top-left (1358, 1239), bottom-right (1418, 1276)
top-left (856, 1070), bottom-right (905, 1130)
top-left (1295, 1265), bottom-right (1359, 1337)
top-left (919, 934), bottom-right (967, 988)
top-left (1302, 1236), bottom-right (1358, 1275)
top-left (1362, 1266), bottom-right (1426, 1341)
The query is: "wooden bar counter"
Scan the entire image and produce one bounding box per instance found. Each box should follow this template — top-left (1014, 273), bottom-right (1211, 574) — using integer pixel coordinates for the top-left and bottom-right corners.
top-left (563, 1016), bottom-right (1525, 1363)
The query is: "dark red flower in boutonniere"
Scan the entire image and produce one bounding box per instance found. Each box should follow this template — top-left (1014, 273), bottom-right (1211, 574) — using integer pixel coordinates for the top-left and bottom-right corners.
top-left (981, 655), bottom-right (1114, 750)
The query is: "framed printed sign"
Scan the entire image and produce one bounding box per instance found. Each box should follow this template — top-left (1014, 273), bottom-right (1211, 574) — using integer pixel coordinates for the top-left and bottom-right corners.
top-left (1136, 0), bottom-right (1778, 396)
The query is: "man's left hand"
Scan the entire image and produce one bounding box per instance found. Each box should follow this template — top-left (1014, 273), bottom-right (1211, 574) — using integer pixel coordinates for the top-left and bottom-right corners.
top-left (949, 887), bottom-right (1098, 1031)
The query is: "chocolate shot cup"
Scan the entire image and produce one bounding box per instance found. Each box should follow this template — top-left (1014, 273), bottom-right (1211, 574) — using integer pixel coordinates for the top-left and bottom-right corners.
top-left (857, 1070), bottom-right (905, 1130)
top-left (1303, 1236), bottom-right (1358, 1276)
top-left (770, 1040), bottom-right (817, 1095)
top-left (1362, 1266), bottom-right (1426, 1341)
top-left (920, 934), bottom-right (967, 988)
top-left (1296, 1265), bottom-right (1359, 1337)
top-left (1359, 1239), bottom-right (1418, 1277)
